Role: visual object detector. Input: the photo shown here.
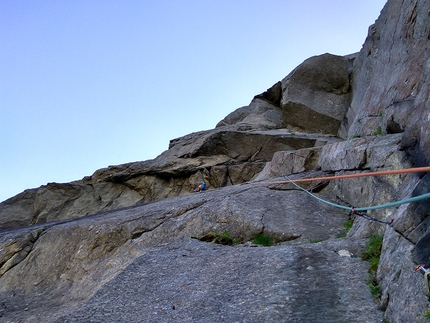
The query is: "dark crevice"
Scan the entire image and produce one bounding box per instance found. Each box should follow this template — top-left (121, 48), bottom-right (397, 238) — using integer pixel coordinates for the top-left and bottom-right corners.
top-left (0, 228), bottom-right (46, 277)
top-left (192, 232), bottom-right (236, 246)
top-left (131, 231), bottom-right (145, 240)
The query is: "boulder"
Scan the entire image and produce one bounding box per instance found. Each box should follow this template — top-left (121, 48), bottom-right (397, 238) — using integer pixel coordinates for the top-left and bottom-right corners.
top-left (281, 53), bottom-right (353, 135)
top-left (254, 146), bottom-right (323, 181)
top-left (218, 53), bottom-right (353, 136)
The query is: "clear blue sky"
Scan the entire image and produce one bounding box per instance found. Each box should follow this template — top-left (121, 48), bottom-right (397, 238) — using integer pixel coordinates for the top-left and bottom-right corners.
top-left (0, 0), bottom-right (386, 202)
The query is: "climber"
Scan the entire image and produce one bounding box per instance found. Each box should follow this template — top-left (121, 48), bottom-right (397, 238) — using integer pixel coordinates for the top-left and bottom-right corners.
top-left (195, 182), bottom-right (206, 192)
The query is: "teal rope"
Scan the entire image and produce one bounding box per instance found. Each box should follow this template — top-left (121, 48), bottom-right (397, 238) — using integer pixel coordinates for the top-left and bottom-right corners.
top-left (284, 175), bottom-right (430, 212)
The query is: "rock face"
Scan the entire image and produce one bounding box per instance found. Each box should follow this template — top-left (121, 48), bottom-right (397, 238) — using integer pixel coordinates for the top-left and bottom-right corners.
top-left (281, 53), bottom-right (353, 134)
top-left (1, 0), bottom-right (430, 322)
top-left (216, 81), bottom-right (283, 129)
top-left (0, 128), bottom-right (340, 230)
top-left (0, 182), bottom-right (382, 322)
top-left (341, 0), bottom-right (430, 161)
top-left (56, 239), bottom-right (380, 323)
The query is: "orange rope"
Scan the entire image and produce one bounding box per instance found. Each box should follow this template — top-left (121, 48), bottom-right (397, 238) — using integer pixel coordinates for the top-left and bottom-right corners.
top-left (252, 166), bottom-right (430, 185)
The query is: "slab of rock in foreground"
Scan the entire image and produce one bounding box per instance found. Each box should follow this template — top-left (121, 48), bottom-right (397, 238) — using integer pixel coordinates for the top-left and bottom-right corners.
top-left (0, 181), bottom-right (379, 322)
top-left (56, 239), bottom-right (381, 323)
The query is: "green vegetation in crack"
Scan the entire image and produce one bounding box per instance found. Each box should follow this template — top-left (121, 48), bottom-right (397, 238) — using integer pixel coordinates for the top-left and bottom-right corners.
top-left (361, 234), bottom-right (384, 302)
top-left (423, 294), bottom-right (430, 321)
top-left (373, 126), bottom-right (386, 136)
top-left (424, 309), bottom-right (430, 322)
top-left (252, 234), bottom-right (273, 246)
top-left (195, 231), bottom-right (237, 246)
top-left (36, 228), bottom-right (46, 237)
top-left (337, 218), bottom-right (354, 238)
top-left (308, 238), bottom-right (324, 243)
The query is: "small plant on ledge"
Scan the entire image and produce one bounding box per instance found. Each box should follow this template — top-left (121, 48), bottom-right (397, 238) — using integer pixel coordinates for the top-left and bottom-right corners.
top-left (195, 231), bottom-right (237, 246)
top-left (337, 218), bottom-right (354, 238)
top-left (252, 234), bottom-right (272, 246)
top-left (361, 234), bottom-right (384, 304)
top-left (373, 126), bottom-right (386, 136)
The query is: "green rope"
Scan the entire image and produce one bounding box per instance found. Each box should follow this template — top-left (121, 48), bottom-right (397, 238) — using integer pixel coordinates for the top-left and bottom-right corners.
top-left (284, 175), bottom-right (430, 212)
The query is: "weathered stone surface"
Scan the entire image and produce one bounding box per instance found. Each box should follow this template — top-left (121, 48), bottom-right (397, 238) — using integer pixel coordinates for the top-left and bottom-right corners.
top-left (0, 182), bottom-right (375, 322)
top-left (342, 0), bottom-right (430, 166)
top-left (54, 239), bottom-right (381, 323)
top-left (333, 1), bottom-right (430, 320)
top-left (318, 134), bottom-right (430, 323)
top-left (319, 133), bottom-right (407, 172)
top-left (378, 230), bottom-right (427, 322)
top-left (220, 53), bottom-right (353, 136)
top-left (254, 146), bottom-right (323, 181)
top-left (0, 189), bottom-right (38, 229)
top-left (281, 53), bottom-right (353, 135)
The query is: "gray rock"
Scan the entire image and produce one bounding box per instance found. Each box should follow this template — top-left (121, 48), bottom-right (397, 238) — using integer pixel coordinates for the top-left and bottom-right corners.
top-left (0, 182), bottom-right (380, 322)
top-left (342, 0), bottom-right (430, 167)
top-left (216, 82), bottom-right (283, 129)
top-left (55, 239), bottom-right (381, 323)
top-left (335, 1), bottom-right (430, 320)
top-left (318, 133), bottom-right (406, 172)
top-left (254, 146), bottom-right (323, 181)
top-left (281, 53), bottom-right (352, 135)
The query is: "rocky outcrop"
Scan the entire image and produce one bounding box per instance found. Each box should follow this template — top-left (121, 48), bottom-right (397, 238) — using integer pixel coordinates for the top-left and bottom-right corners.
top-left (341, 0), bottom-right (430, 160)
top-left (0, 59), bottom-right (345, 231)
top-left (1, 0), bottom-right (430, 322)
top-left (335, 0), bottom-right (430, 321)
top-left (216, 81), bottom-right (283, 129)
top-left (217, 53), bottom-right (353, 135)
top-left (281, 53), bottom-right (353, 134)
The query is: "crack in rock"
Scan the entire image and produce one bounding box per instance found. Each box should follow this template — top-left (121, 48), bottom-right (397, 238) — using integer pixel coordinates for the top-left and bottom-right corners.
top-left (0, 229), bottom-right (45, 277)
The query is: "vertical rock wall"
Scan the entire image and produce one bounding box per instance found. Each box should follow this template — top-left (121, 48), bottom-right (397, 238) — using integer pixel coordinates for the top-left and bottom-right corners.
top-left (336, 0), bottom-right (430, 321)
top-left (342, 0), bottom-right (430, 166)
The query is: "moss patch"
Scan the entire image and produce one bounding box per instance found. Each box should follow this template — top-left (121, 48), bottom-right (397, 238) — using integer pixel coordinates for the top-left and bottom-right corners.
top-left (337, 218), bottom-right (354, 238)
top-left (361, 234), bottom-right (384, 302)
top-left (252, 234), bottom-right (272, 246)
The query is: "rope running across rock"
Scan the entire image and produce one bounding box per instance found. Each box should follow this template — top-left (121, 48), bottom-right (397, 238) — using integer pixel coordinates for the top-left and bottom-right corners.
top-left (252, 166), bottom-right (430, 226)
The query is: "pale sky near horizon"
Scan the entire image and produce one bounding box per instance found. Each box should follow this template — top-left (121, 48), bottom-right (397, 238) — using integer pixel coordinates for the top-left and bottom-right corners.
top-left (1, 0), bottom-right (387, 202)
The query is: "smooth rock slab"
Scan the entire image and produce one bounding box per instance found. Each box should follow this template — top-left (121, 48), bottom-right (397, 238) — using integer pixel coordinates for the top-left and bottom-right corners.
top-left (56, 239), bottom-right (382, 323)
